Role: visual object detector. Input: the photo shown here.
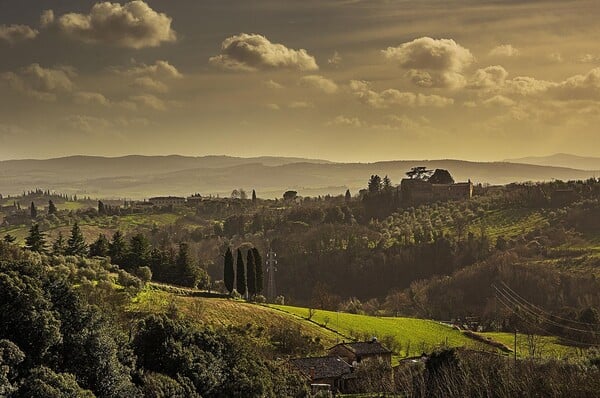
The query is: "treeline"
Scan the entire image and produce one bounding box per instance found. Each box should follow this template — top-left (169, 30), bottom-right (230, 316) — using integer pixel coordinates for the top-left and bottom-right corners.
top-left (18, 222), bottom-right (210, 289)
top-left (0, 244), bottom-right (309, 397)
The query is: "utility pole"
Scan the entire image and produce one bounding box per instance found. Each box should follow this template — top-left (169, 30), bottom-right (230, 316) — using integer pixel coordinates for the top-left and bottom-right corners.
top-left (266, 248), bottom-right (277, 301)
top-left (514, 329), bottom-right (518, 363)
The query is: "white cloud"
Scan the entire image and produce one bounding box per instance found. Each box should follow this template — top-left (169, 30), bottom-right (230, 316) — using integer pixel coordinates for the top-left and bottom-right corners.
top-left (1, 63), bottom-right (75, 101)
top-left (489, 44), bottom-right (520, 57)
top-left (73, 91), bottom-right (110, 106)
top-left (0, 24), bottom-right (38, 45)
top-left (550, 67), bottom-right (600, 100)
top-left (384, 37), bottom-right (473, 70)
top-left (578, 54), bottom-right (600, 63)
top-left (130, 94), bottom-right (166, 111)
top-left (131, 77), bottom-right (168, 93)
top-left (349, 80), bottom-right (453, 108)
top-left (209, 33), bottom-right (318, 71)
top-left (300, 75), bottom-right (338, 94)
top-left (483, 95), bottom-right (516, 107)
top-left (265, 103), bottom-right (280, 110)
top-left (383, 37), bottom-right (473, 88)
top-left (468, 66), bottom-right (508, 89)
top-left (42, 1), bottom-right (176, 49)
top-left (111, 60), bottom-right (182, 79)
top-left (61, 115), bottom-right (112, 133)
top-left (265, 80), bottom-right (284, 89)
top-left (327, 115), bottom-right (362, 127)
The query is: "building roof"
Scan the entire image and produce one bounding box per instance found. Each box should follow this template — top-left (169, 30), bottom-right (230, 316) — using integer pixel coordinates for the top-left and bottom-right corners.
top-left (330, 340), bottom-right (392, 356)
top-left (148, 196), bottom-right (186, 200)
top-left (289, 356), bottom-right (353, 380)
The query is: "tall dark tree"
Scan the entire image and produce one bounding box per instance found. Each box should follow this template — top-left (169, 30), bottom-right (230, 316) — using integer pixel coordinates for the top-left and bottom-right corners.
top-left (30, 201), bottom-right (37, 219)
top-left (66, 222), bottom-right (87, 256)
top-left (223, 247), bottom-right (234, 294)
top-left (109, 231), bottom-right (126, 265)
top-left (127, 234), bottom-right (151, 269)
top-left (383, 175), bottom-right (392, 191)
top-left (98, 200), bottom-right (106, 215)
top-left (345, 189), bottom-right (351, 203)
top-left (252, 189), bottom-right (257, 203)
top-left (236, 248), bottom-right (246, 296)
top-left (25, 224), bottom-right (46, 253)
top-left (246, 249), bottom-right (256, 297)
top-left (252, 247), bottom-right (263, 295)
top-left (52, 232), bottom-right (67, 256)
top-left (89, 234), bottom-right (109, 257)
top-left (368, 175), bottom-right (382, 193)
top-left (48, 200), bottom-right (57, 215)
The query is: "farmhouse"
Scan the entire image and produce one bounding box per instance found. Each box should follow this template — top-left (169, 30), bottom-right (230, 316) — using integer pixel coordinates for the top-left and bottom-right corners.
top-left (148, 196), bottom-right (186, 207)
top-left (288, 356), bottom-right (354, 393)
top-left (400, 169), bottom-right (473, 204)
top-left (328, 339), bottom-right (392, 365)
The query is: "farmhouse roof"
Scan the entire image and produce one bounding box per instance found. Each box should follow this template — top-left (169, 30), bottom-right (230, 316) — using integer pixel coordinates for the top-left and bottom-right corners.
top-left (289, 356), bottom-right (353, 380)
top-left (330, 340), bottom-right (392, 356)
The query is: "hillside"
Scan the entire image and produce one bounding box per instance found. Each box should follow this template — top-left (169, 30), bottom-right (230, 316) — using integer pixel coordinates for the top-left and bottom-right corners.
top-left (1, 155), bottom-right (598, 198)
top-left (128, 287), bottom-right (579, 360)
top-left (505, 153), bottom-right (600, 171)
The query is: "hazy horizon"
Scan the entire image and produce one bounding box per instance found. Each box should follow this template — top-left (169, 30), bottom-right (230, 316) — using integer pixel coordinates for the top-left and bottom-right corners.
top-left (2, 1), bottom-right (600, 162)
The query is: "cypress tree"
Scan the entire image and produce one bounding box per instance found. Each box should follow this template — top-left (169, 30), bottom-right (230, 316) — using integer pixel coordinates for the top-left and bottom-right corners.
top-left (345, 189), bottom-right (351, 203)
top-left (223, 247), bottom-right (234, 294)
top-left (25, 224), bottom-right (46, 252)
top-left (246, 249), bottom-right (256, 297)
top-left (252, 247), bottom-right (263, 295)
top-left (48, 200), bottom-right (57, 215)
top-left (252, 189), bottom-right (257, 203)
top-left (66, 222), bottom-right (87, 256)
top-left (109, 231), bottom-right (126, 265)
top-left (89, 234), bottom-right (109, 257)
top-left (30, 201), bottom-right (37, 219)
top-left (236, 248), bottom-right (246, 296)
top-left (52, 232), bottom-right (67, 255)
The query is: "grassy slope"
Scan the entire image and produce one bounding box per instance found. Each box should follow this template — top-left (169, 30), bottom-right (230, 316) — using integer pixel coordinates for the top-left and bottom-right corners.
top-left (271, 305), bottom-right (479, 356)
top-left (125, 289), bottom-right (582, 361)
top-left (128, 289), bottom-right (341, 348)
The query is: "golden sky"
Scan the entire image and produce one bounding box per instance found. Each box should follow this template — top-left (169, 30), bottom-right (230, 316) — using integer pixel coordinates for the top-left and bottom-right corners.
top-left (1, 0), bottom-right (599, 162)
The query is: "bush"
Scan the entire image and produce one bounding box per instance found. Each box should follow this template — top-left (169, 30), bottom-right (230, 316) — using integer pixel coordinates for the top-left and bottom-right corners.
top-left (117, 270), bottom-right (143, 289)
top-left (135, 266), bottom-right (153, 283)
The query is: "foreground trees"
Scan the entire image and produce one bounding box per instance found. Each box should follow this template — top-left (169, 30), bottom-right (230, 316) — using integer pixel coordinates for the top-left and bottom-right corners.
top-left (0, 245), bottom-right (309, 397)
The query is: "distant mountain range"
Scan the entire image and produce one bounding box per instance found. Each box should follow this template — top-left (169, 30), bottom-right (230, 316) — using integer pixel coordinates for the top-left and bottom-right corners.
top-left (0, 154), bottom-right (598, 199)
top-left (505, 153), bottom-right (600, 171)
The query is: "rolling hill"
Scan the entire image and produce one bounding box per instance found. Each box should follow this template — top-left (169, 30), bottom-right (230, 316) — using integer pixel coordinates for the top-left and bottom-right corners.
top-left (505, 153), bottom-right (600, 171)
top-left (1, 155), bottom-right (598, 199)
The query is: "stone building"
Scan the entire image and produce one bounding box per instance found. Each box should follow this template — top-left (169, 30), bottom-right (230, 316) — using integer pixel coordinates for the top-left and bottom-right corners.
top-left (400, 176), bottom-right (473, 204)
top-left (148, 196), bottom-right (186, 207)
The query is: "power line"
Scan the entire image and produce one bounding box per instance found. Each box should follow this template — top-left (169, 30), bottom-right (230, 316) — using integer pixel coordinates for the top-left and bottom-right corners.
top-left (493, 284), bottom-right (598, 335)
top-left (499, 281), bottom-right (598, 327)
top-left (494, 292), bottom-right (599, 347)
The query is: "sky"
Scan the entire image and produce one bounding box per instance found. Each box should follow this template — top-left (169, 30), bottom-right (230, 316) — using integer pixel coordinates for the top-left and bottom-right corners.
top-left (0, 0), bottom-right (600, 162)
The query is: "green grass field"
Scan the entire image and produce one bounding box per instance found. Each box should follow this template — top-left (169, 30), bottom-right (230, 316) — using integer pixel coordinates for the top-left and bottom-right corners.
top-left (270, 305), bottom-right (477, 356)
top-left (480, 332), bottom-right (580, 358)
top-left (470, 208), bottom-right (548, 240)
